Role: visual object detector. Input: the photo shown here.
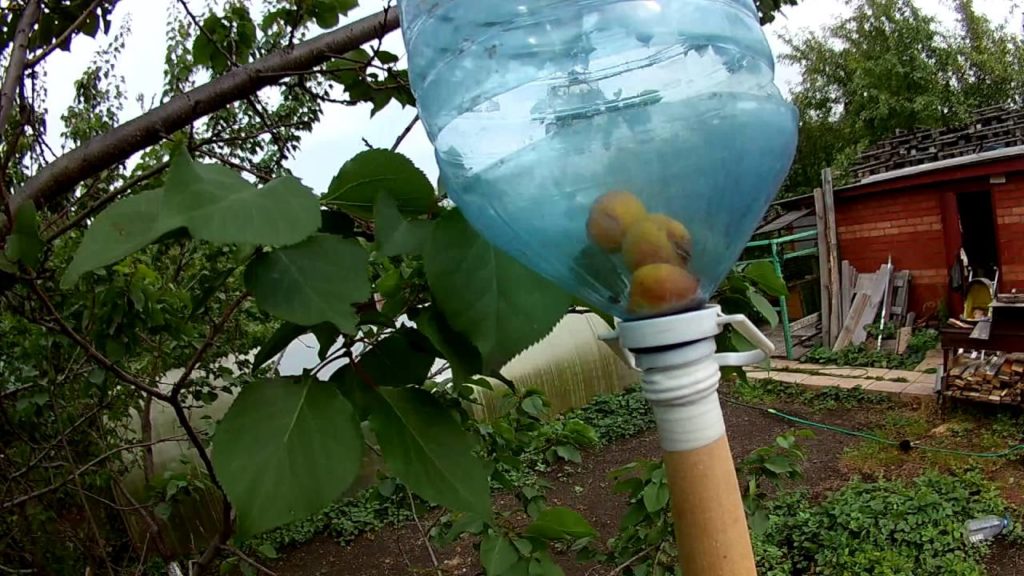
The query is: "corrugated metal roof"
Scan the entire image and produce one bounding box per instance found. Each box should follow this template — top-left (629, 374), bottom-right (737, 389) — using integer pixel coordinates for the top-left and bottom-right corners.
top-left (754, 207), bottom-right (813, 235)
top-left (842, 144), bottom-right (1024, 189)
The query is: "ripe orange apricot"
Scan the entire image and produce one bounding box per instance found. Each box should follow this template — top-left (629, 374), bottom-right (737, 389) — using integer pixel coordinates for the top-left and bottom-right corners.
top-left (646, 213), bottom-right (692, 264)
top-left (620, 215), bottom-right (681, 271)
top-left (627, 263), bottom-right (699, 316)
top-left (586, 190), bottom-right (647, 252)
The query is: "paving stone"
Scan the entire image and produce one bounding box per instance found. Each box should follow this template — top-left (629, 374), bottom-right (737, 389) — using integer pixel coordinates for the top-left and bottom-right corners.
top-left (901, 382), bottom-right (937, 398)
top-left (912, 372), bottom-right (939, 385)
top-left (885, 369), bottom-right (922, 382)
top-left (860, 368), bottom-right (894, 379)
top-left (801, 375), bottom-right (842, 388)
top-left (767, 371), bottom-right (808, 384)
top-left (812, 367), bottom-right (872, 378)
top-left (866, 380), bottom-right (912, 396)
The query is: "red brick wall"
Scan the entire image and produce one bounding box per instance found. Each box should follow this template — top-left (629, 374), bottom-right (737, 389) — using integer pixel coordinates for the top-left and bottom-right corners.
top-left (993, 179), bottom-right (1024, 289)
top-left (835, 189), bottom-right (948, 315)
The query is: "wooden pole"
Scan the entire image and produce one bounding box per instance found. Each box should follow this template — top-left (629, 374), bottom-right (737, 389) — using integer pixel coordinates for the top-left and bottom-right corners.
top-left (813, 169), bottom-right (842, 347)
top-left (814, 186), bottom-right (831, 347)
top-left (822, 168), bottom-right (842, 347)
top-left (665, 435), bottom-right (756, 575)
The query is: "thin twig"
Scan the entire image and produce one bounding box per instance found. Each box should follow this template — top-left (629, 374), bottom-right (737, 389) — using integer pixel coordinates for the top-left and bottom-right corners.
top-left (221, 545), bottom-right (277, 576)
top-left (43, 160), bottom-right (170, 241)
top-left (390, 114), bottom-right (419, 152)
top-left (1, 436), bottom-right (187, 510)
top-left (600, 544), bottom-right (658, 576)
top-left (25, 0), bottom-right (107, 68)
top-left (197, 121), bottom-right (309, 147)
top-left (194, 148), bottom-right (273, 183)
top-left (31, 282), bottom-right (171, 402)
top-left (407, 487), bottom-right (442, 576)
top-left (52, 402), bottom-right (116, 576)
top-left (171, 292), bottom-right (248, 395)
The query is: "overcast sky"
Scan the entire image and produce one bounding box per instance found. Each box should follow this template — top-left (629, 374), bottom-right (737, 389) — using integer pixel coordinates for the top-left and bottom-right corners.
top-left (36, 0), bottom-right (1019, 191)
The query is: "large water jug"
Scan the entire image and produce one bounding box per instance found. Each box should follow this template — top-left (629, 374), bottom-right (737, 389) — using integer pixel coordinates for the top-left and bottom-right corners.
top-left (399, 0), bottom-right (798, 320)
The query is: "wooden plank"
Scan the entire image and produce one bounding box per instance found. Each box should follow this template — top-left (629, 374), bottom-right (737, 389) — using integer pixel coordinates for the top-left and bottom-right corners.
top-left (814, 187), bottom-right (831, 348)
top-left (822, 168), bottom-right (842, 348)
top-left (790, 311), bottom-right (821, 333)
top-left (896, 327), bottom-right (913, 354)
top-left (841, 260), bottom-right (853, 323)
top-left (851, 265), bottom-right (892, 345)
top-left (905, 311), bottom-right (916, 328)
top-left (835, 292), bottom-right (870, 350)
top-left (854, 273), bottom-right (877, 295)
top-left (880, 260), bottom-right (895, 324)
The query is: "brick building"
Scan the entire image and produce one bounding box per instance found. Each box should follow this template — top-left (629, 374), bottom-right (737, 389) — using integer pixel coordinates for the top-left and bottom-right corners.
top-left (834, 144), bottom-right (1024, 318)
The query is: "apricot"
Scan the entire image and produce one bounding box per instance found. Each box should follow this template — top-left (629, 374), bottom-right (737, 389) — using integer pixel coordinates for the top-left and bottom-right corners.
top-left (646, 213), bottom-right (692, 263)
top-left (627, 263), bottom-right (699, 315)
top-left (586, 190), bottom-right (647, 252)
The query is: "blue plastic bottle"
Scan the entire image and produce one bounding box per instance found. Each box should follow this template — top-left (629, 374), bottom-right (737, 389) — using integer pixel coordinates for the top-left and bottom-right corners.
top-left (399, 0), bottom-right (798, 319)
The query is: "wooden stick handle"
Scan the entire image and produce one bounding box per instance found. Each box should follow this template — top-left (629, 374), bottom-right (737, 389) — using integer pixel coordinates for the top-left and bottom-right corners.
top-left (664, 434), bottom-right (756, 576)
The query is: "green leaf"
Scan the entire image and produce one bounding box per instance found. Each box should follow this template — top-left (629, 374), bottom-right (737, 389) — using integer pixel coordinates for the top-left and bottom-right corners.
top-left (212, 378), bottom-right (363, 537)
top-left (4, 202), bottom-right (42, 269)
top-left (412, 307), bottom-right (482, 383)
top-left (374, 193), bottom-right (433, 257)
top-left (729, 329), bottom-right (755, 352)
top-left (308, 323), bottom-right (340, 360)
top-left (162, 151), bottom-right (320, 247)
top-left (555, 445), bottom-right (582, 464)
top-left (525, 507), bottom-right (597, 540)
top-left (62, 188), bottom-right (173, 287)
top-left (748, 289), bottom-right (779, 327)
top-left (252, 322), bottom-right (309, 372)
top-left (424, 210), bottom-right (570, 370)
top-left (521, 395), bottom-right (547, 419)
top-left (764, 456), bottom-right (794, 474)
top-left (367, 387), bottom-right (490, 517)
top-left (255, 544), bottom-right (279, 559)
top-left (324, 149), bottom-right (436, 219)
top-left (245, 234), bottom-right (370, 333)
top-left (742, 261), bottom-right (788, 298)
top-left (330, 328), bottom-right (436, 388)
top-left (642, 482), bottom-right (670, 513)
top-left (480, 533), bottom-right (519, 576)
top-left (312, 0), bottom-right (340, 28)
top-left (529, 552), bottom-right (566, 576)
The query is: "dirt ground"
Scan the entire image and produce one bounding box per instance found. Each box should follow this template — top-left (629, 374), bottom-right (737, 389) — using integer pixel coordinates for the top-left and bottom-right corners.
top-left (270, 399), bottom-right (1024, 576)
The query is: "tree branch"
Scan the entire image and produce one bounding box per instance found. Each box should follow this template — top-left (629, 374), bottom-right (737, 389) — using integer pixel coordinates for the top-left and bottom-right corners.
top-left (1, 435), bottom-right (187, 511)
top-left (43, 160), bottom-right (170, 241)
top-left (31, 281), bottom-right (171, 402)
top-left (25, 0), bottom-right (107, 68)
top-left (0, 0), bottom-right (41, 212)
top-left (171, 292), bottom-right (248, 396)
top-left (390, 114), bottom-right (419, 152)
top-left (12, 8), bottom-right (400, 213)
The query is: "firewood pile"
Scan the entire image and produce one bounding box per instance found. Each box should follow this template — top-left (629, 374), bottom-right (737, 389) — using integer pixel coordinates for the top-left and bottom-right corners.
top-left (945, 352), bottom-right (1024, 405)
top-left (851, 105), bottom-right (1024, 181)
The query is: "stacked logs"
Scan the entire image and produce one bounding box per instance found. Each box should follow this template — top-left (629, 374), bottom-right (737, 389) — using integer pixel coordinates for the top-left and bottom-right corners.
top-left (946, 352), bottom-right (1024, 405)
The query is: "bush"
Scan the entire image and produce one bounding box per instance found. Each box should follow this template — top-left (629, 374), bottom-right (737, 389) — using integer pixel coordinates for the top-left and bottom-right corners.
top-left (805, 329), bottom-right (939, 370)
top-left (756, 469), bottom-right (1009, 576)
top-left (567, 386), bottom-right (655, 445)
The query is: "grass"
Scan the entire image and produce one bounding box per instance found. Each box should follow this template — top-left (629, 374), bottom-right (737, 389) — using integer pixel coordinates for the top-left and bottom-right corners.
top-left (728, 376), bottom-right (892, 411)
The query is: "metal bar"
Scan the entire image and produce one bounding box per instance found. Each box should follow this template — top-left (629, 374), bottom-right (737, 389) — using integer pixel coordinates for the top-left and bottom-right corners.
top-left (782, 247), bottom-right (820, 261)
top-left (745, 229), bottom-right (818, 247)
top-left (771, 241), bottom-right (793, 359)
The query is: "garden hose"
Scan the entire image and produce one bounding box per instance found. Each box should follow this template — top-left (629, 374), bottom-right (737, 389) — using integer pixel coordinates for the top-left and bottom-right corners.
top-left (721, 397), bottom-right (1024, 459)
